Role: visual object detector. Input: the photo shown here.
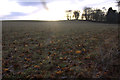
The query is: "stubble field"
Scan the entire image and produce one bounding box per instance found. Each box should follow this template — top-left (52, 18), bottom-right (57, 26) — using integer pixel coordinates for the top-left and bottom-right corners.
top-left (2, 21), bottom-right (119, 79)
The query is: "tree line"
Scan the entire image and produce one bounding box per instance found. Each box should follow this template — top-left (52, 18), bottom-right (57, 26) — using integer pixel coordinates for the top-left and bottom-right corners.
top-left (66, 7), bottom-right (120, 24)
top-left (82, 7), bottom-right (120, 23)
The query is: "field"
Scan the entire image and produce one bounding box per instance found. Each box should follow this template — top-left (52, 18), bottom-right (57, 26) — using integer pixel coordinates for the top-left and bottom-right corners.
top-left (2, 21), bottom-right (120, 79)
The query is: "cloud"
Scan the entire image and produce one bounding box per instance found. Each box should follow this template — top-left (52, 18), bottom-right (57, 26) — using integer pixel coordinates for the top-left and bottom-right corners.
top-left (0, 12), bottom-right (28, 20)
top-left (7, 12), bottom-right (27, 16)
top-left (0, 0), bottom-right (38, 18)
top-left (18, 2), bottom-right (42, 6)
top-left (11, 0), bottom-right (49, 10)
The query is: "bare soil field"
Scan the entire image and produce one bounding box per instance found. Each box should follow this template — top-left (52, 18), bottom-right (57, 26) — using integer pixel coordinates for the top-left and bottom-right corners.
top-left (2, 21), bottom-right (120, 79)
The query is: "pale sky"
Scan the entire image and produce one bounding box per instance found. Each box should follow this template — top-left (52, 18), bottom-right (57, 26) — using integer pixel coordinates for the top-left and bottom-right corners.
top-left (0, 0), bottom-right (118, 20)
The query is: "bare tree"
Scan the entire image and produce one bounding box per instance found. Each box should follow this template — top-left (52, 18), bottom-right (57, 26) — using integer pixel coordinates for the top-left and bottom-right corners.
top-left (83, 7), bottom-right (92, 20)
top-left (66, 10), bottom-right (72, 20)
top-left (73, 11), bottom-right (80, 20)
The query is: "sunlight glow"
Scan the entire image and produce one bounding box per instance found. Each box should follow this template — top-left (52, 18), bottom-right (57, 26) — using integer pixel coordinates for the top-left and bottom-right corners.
top-left (40, 1), bottom-right (68, 20)
top-left (40, 9), bottom-right (66, 20)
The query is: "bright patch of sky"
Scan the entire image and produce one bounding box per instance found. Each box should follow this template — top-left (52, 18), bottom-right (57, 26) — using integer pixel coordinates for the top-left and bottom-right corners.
top-left (0, 0), bottom-right (119, 20)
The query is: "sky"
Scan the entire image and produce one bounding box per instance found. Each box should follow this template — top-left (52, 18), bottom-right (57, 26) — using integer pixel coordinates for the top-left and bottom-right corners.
top-left (0, 0), bottom-right (119, 20)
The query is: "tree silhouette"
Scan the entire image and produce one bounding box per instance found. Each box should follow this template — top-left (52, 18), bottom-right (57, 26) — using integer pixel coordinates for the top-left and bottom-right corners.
top-left (82, 7), bottom-right (106, 21)
top-left (73, 11), bottom-right (80, 20)
top-left (93, 9), bottom-right (105, 21)
top-left (82, 6), bottom-right (119, 23)
top-left (81, 14), bottom-right (84, 20)
top-left (83, 7), bottom-right (92, 20)
top-left (117, 1), bottom-right (120, 23)
top-left (66, 10), bottom-right (72, 20)
top-left (106, 7), bottom-right (118, 23)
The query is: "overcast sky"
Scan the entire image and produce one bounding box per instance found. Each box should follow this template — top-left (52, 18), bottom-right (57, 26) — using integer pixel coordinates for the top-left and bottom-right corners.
top-left (0, 0), bottom-right (118, 20)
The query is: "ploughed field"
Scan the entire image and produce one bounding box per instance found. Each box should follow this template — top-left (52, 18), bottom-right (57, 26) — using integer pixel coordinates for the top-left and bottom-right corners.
top-left (2, 21), bottom-right (119, 79)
